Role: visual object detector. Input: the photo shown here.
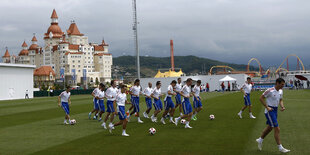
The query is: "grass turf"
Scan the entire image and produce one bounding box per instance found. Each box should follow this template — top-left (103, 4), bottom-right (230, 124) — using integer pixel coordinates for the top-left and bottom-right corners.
top-left (0, 90), bottom-right (309, 154)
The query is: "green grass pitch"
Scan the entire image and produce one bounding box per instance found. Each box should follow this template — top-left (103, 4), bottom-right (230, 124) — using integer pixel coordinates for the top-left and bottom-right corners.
top-left (0, 90), bottom-right (309, 154)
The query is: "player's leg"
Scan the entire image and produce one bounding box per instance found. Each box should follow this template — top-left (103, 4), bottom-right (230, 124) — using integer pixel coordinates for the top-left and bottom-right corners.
top-left (134, 98), bottom-right (143, 123)
top-left (238, 96), bottom-right (249, 118)
top-left (144, 98), bottom-right (152, 118)
top-left (151, 100), bottom-right (161, 122)
top-left (62, 102), bottom-right (70, 124)
top-left (102, 112), bottom-right (110, 129)
top-left (249, 105), bottom-right (256, 118)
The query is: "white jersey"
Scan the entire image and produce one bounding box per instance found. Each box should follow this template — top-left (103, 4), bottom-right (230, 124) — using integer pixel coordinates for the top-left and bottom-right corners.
top-left (263, 87), bottom-right (283, 112)
top-left (181, 85), bottom-right (191, 98)
top-left (143, 87), bottom-right (153, 97)
top-left (131, 85), bottom-right (141, 97)
top-left (116, 93), bottom-right (127, 107)
top-left (175, 83), bottom-right (183, 93)
top-left (192, 85), bottom-right (200, 97)
top-left (59, 91), bottom-right (71, 102)
top-left (241, 83), bottom-right (252, 94)
top-left (92, 88), bottom-right (99, 99)
top-left (105, 87), bottom-right (118, 101)
top-left (97, 90), bottom-right (105, 100)
top-left (166, 85), bottom-right (174, 97)
top-left (152, 87), bottom-right (161, 98)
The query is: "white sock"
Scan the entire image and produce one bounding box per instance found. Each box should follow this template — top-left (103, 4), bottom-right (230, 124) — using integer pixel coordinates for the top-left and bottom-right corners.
top-left (250, 112), bottom-right (253, 115)
top-left (239, 110), bottom-right (243, 114)
top-left (170, 117), bottom-right (173, 121)
top-left (138, 117), bottom-right (141, 121)
top-left (278, 144), bottom-right (283, 149)
top-left (127, 110), bottom-right (129, 113)
top-left (123, 129), bottom-right (126, 134)
top-left (64, 119), bottom-right (67, 123)
top-left (186, 121), bottom-right (189, 126)
top-left (89, 112), bottom-right (91, 115)
top-left (151, 114), bottom-right (154, 118)
top-left (177, 117), bottom-right (181, 120)
top-left (258, 137), bottom-right (263, 142)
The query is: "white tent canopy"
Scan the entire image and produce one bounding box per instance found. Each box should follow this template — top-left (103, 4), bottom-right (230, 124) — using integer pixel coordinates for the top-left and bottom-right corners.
top-left (219, 75), bottom-right (236, 82)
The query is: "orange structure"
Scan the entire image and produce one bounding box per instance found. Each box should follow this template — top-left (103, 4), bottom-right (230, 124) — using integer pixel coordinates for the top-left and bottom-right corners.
top-left (170, 39), bottom-right (175, 71)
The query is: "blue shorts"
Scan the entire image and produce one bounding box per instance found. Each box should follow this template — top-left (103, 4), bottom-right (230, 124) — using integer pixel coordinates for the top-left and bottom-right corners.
top-left (98, 99), bottom-right (105, 112)
top-left (118, 106), bottom-right (127, 120)
top-left (164, 96), bottom-right (175, 111)
top-left (175, 93), bottom-right (182, 105)
top-left (61, 102), bottom-right (70, 115)
top-left (265, 106), bottom-right (278, 127)
top-left (132, 97), bottom-right (140, 112)
top-left (93, 98), bottom-right (99, 110)
top-left (153, 98), bottom-right (163, 111)
top-left (193, 96), bottom-right (202, 108)
top-left (145, 97), bottom-right (152, 109)
top-left (244, 94), bottom-right (251, 106)
top-left (182, 98), bottom-right (192, 115)
top-left (107, 100), bottom-right (115, 113)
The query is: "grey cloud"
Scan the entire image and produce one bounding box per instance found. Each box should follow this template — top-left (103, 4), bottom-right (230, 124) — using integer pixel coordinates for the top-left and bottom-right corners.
top-left (0, 0), bottom-right (310, 69)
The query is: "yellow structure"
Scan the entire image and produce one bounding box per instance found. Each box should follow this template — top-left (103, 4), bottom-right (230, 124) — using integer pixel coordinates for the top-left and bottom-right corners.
top-left (154, 69), bottom-right (184, 78)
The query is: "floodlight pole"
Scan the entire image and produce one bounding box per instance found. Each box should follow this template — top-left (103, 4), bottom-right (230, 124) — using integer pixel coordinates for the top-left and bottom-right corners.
top-left (132, 0), bottom-right (140, 79)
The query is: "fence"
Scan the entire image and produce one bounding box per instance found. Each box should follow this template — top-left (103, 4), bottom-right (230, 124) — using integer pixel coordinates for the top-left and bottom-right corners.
top-left (34, 89), bottom-right (93, 97)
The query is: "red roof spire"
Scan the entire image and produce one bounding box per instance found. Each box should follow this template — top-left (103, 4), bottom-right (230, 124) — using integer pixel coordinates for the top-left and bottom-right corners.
top-left (22, 41), bottom-right (28, 47)
top-left (67, 21), bottom-right (83, 36)
top-left (3, 47), bottom-right (10, 57)
top-left (51, 9), bottom-right (58, 18)
top-left (31, 35), bottom-right (38, 42)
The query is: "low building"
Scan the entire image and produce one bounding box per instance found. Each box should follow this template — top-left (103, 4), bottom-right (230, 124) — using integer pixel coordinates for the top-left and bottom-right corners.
top-left (33, 66), bottom-right (56, 88)
top-left (0, 63), bottom-right (35, 100)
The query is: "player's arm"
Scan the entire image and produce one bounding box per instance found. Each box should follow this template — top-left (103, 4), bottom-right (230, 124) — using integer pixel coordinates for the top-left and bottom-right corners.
top-left (68, 96), bottom-right (71, 105)
top-left (259, 95), bottom-right (272, 111)
top-left (57, 95), bottom-right (61, 107)
top-left (151, 93), bottom-right (159, 100)
top-left (279, 99), bottom-right (285, 111)
top-left (113, 100), bottom-right (117, 114)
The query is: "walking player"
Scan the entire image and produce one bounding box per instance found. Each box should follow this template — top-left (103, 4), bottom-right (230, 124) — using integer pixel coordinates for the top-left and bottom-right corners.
top-left (256, 78), bottom-right (290, 153)
top-left (238, 77), bottom-right (256, 119)
top-left (143, 82), bottom-right (153, 118)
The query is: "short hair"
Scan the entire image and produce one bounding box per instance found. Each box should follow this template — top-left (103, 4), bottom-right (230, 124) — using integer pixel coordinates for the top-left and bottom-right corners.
top-left (66, 86), bottom-right (70, 89)
top-left (171, 80), bottom-right (177, 84)
top-left (177, 77), bottom-right (181, 80)
top-left (247, 77), bottom-right (251, 80)
top-left (186, 78), bottom-right (192, 82)
top-left (111, 80), bottom-right (115, 85)
top-left (99, 83), bottom-right (105, 88)
top-left (276, 78), bottom-right (285, 84)
top-left (134, 79), bottom-right (140, 84)
top-left (197, 80), bottom-right (201, 84)
top-left (120, 84), bottom-right (127, 89)
top-left (156, 81), bottom-right (161, 86)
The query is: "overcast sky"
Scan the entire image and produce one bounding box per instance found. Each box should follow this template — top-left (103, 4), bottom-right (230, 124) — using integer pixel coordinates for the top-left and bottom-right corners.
top-left (1, 0), bottom-right (310, 69)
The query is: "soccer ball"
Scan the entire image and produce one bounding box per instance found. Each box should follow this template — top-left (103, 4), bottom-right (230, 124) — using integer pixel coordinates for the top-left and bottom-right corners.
top-left (181, 119), bottom-right (186, 124)
top-left (149, 127), bottom-right (156, 135)
top-left (70, 119), bottom-right (76, 125)
top-left (209, 114), bottom-right (215, 120)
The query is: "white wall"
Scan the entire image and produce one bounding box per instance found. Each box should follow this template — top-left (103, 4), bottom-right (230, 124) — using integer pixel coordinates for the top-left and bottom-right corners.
top-left (0, 63), bottom-right (35, 100)
top-left (140, 74), bottom-right (248, 92)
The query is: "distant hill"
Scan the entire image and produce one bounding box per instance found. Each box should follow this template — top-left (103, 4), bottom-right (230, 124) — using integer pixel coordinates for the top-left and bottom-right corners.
top-left (113, 55), bottom-right (258, 78)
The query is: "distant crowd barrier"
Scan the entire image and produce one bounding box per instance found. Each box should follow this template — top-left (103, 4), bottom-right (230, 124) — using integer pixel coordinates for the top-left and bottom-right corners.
top-left (34, 89), bottom-right (93, 97)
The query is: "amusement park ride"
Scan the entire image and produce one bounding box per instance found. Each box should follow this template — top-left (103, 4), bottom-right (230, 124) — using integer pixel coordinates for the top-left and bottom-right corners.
top-left (209, 54), bottom-right (306, 78)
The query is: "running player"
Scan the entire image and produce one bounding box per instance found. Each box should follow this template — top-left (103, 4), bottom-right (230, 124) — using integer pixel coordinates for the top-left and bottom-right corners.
top-left (101, 80), bottom-right (118, 129)
top-left (58, 86), bottom-right (71, 125)
top-left (175, 77), bottom-right (183, 116)
top-left (143, 82), bottom-right (153, 118)
top-left (238, 77), bottom-right (256, 119)
top-left (174, 78), bottom-right (193, 128)
top-left (160, 80), bottom-right (177, 124)
top-left (96, 83), bottom-right (106, 122)
top-left (151, 81), bottom-right (163, 122)
top-left (88, 85), bottom-right (100, 120)
top-left (127, 79), bottom-right (143, 123)
top-left (192, 80), bottom-right (203, 121)
top-left (109, 85), bottom-right (130, 136)
top-left (256, 78), bottom-right (290, 153)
